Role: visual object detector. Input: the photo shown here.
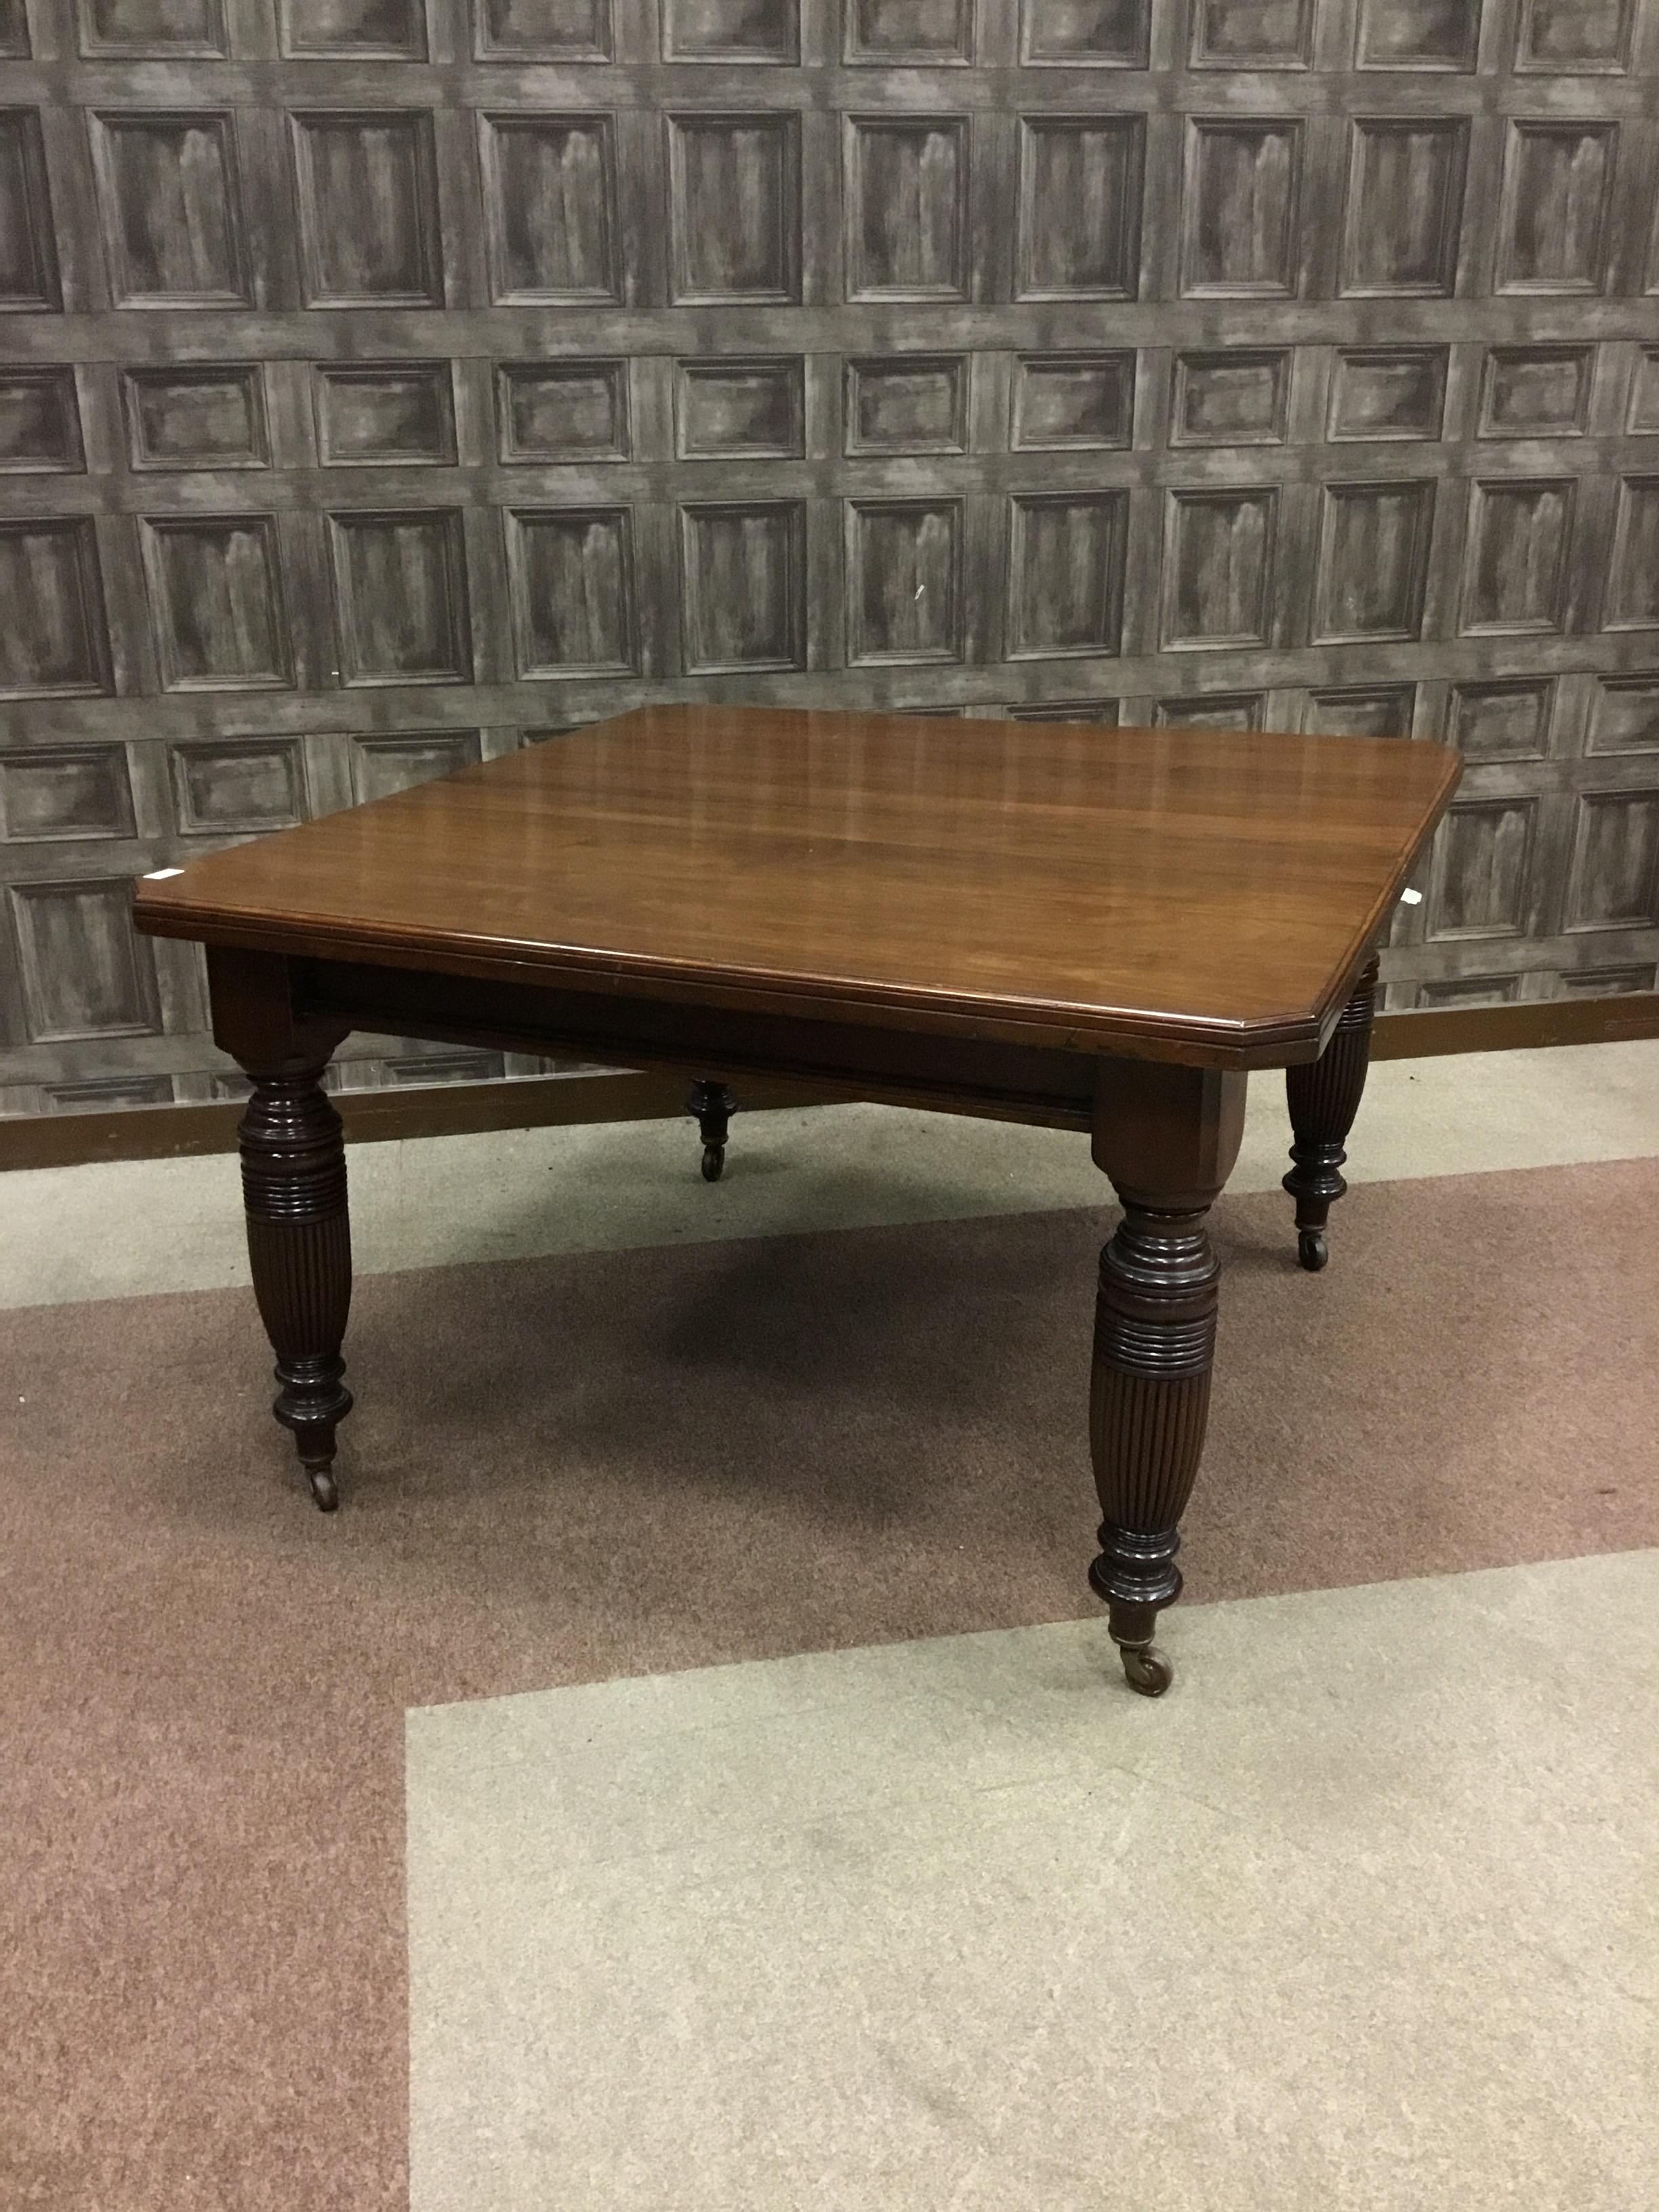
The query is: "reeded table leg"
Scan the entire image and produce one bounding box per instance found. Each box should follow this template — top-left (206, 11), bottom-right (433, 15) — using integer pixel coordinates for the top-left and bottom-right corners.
top-left (1088, 1062), bottom-right (1246, 1696)
top-left (1284, 954), bottom-right (1380, 1272)
top-left (239, 1063), bottom-right (353, 1510)
top-left (687, 1078), bottom-right (737, 1182)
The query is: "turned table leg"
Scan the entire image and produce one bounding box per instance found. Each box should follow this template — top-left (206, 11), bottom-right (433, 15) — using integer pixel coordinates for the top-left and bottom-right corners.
top-left (687, 1078), bottom-right (737, 1182)
top-left (1088, 1062), bottom-right (1246, 1696)
top-left (238, 1063), bottom-right (353, 1510)
top-left (1284, 954), bottom-right (1380, 1273)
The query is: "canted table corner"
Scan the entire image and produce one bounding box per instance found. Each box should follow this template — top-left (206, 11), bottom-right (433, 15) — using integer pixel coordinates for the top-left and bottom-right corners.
top-left (133, 705), bottom-right (1459, 1696)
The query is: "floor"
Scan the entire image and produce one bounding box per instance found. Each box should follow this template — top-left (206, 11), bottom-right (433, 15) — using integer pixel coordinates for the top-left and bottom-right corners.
top-left (410, 1555), bottom-right (1659, 2212)
top-left (7, 1038), bottom-right (1659, 1308)
top-left (2, 1041), bottom-right (1656, 2211)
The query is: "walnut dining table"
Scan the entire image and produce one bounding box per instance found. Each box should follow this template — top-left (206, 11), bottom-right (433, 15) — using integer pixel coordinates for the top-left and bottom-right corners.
top-left (133, 705), bottom-right (1459, 1698)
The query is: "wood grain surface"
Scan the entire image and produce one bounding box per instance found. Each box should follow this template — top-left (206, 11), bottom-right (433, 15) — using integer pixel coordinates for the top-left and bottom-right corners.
top-left (135, 706), bottom-right (1458, 1064)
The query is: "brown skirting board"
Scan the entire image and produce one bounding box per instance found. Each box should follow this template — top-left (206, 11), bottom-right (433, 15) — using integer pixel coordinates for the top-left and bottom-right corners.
top-left (4, 993), bottom-right (1658, 1174)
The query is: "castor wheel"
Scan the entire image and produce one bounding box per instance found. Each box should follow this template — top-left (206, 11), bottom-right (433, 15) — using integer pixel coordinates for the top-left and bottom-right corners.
top-left (1119, 1643), bottom-right (1174, 1698)
top-left (1296, 1227), bottom-right (1328, 1273)
top-left (306, 1465), bottom-right (340, 1513)
top-left (701, 1142), bottom-right (724, 1183)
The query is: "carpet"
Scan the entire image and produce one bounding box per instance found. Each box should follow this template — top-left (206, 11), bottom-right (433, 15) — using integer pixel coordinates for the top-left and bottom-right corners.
top-left (1, 1156), bottom-right (1654, 2208)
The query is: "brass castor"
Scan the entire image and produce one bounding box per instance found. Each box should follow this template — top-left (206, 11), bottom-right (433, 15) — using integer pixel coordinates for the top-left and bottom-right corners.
top-left (1119, 1643), bottom-right (1174, 1697)
top-left (701, 1142), bottom-right (724, 1183)
top-left (305, 1464), bottom-right (340, 1512)
top-left (1296, 1227), bottom-right (1328, 1273)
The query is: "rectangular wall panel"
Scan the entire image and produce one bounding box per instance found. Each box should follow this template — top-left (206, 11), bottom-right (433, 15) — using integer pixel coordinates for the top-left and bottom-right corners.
top-left (9, 880), bottom-right (161, 1040)
top-left (1514, 0), bottom-right (1633, 72)
top-left (77, 0), bottom-right (228, 54)
top-left (1023, 0), bottom-right (1148, 65)
top-left (1606, 480), bottom-right (1659, 632)
top-left (140, 517), bottom-right (293, 691)
top-left (1496, 124), bottom-right (1617, 296)
top-left (6, 0), bottom-right (1659, 1120)
top-left (1566, 794), bottom-right (1659, 930)
top-left (848, 0), bottom-right (968, 62)
top-left (1328, 349), bottom-right (1446, 441)
top-left (846, 501), bottom-right (962, 665)
top-left (1191, 0), bottom-right (1310, 66)
top-left (1313, 482), bottom-right (1434, 643)
top-left (479, 115), bottom-right (618, 305)
top-left (1155, 691), bottom-right (1263, 730)
top-left (1450, 680), bottom-right (1554, 762)
top-left (1627, 351), bottom-right (1659, 435)
top-left (474, 0), bottom-right (611, 59)
top-left (1017, 118), bottom-right (1142, 299)
top-left (667, 115), bottom-right (800, 304)
top-left (1427, 800), bottom-right (1538, 940)
top-left (0, 368), bottom-right (84, 472)
top-left (499, 362), bottom-right (630, 461)
top-left (290, 111), bottom-right (444, 306)
top-left (1340, 121), bottom-right (1466, 297)
top-left (1171, 351), bottom-right (1288, 445)
top-left (0, 112), bottom-right (61, 308)
top-left (680, 504), bottom-right (805, 673)
top-left (1478, 348), bottom-right (1593, 438)
top-left (681, 361), bottom-right (804, 459)
top-left (282, 0), bottom-right (428, 56)
top-left (0, 521), bottom-right (111, 699)
top-left (846, 118), bottom-right (968, 302)
top-left (348, 731), bottom-right (481, 803)
top-left (1357, 0), bottom-right (1481, 70)
top-left (1460, 480), bottom-right (1574, 636)
top-left (169, 740), bottom-right (307, 833)
top-left (1588, 678), bottom-right (1659, 757)
top-left (327, 511), bottom-right (472, 684)
top-left (667, 0), bottom-right (799, 60)
top-left (1007, 495), bottom-right (1126, 659)
top-left (89, 111), bottom-right (249, 306)
top-left (1180, 121), bottom-right (1301, 299)
top-left (125, 367), bottom-right (268, 469)
top-left (1305, 687), bottom-right (1415, 741)
top-left (1011, 354), bottom-right (1132, 451)
top-left (506, 508), bottom-right (637, 678)
top-left (315, 365), bottom-right (457, 466)
top-left (0, 748), bottom-right (134, 842)
top-left (1162, 489), bottom-right (1277, 651)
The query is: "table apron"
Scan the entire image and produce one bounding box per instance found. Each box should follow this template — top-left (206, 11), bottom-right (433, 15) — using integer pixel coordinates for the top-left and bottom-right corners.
top-left (296, 958), bottom-right (1104, 1132)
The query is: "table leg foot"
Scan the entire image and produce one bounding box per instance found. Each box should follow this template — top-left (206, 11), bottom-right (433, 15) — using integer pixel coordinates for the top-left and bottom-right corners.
top-left (1285, 955), bottom-right (1378, 1272)
top-left (271, 1353), bottom-right (351, 1511)
top-left (688, 1080), bottom-right (735, 1183)
top-left (240, 1065), bottom-right (354, 1507)
top-left (1088, 1569), bottom-right (1180, 1696)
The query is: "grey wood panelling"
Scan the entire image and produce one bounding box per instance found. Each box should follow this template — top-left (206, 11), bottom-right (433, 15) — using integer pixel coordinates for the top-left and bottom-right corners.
top-left (5, 0), bottom-right (1659, 1118)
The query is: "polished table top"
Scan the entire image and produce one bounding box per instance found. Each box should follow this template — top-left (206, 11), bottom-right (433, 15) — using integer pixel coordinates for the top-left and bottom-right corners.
top-left (134, 705), bottom-right (1459, 1067)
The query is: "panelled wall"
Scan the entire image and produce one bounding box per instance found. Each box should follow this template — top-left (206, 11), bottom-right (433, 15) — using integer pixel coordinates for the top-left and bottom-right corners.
top-left (3, 0), bottom-right (1659, 1115)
